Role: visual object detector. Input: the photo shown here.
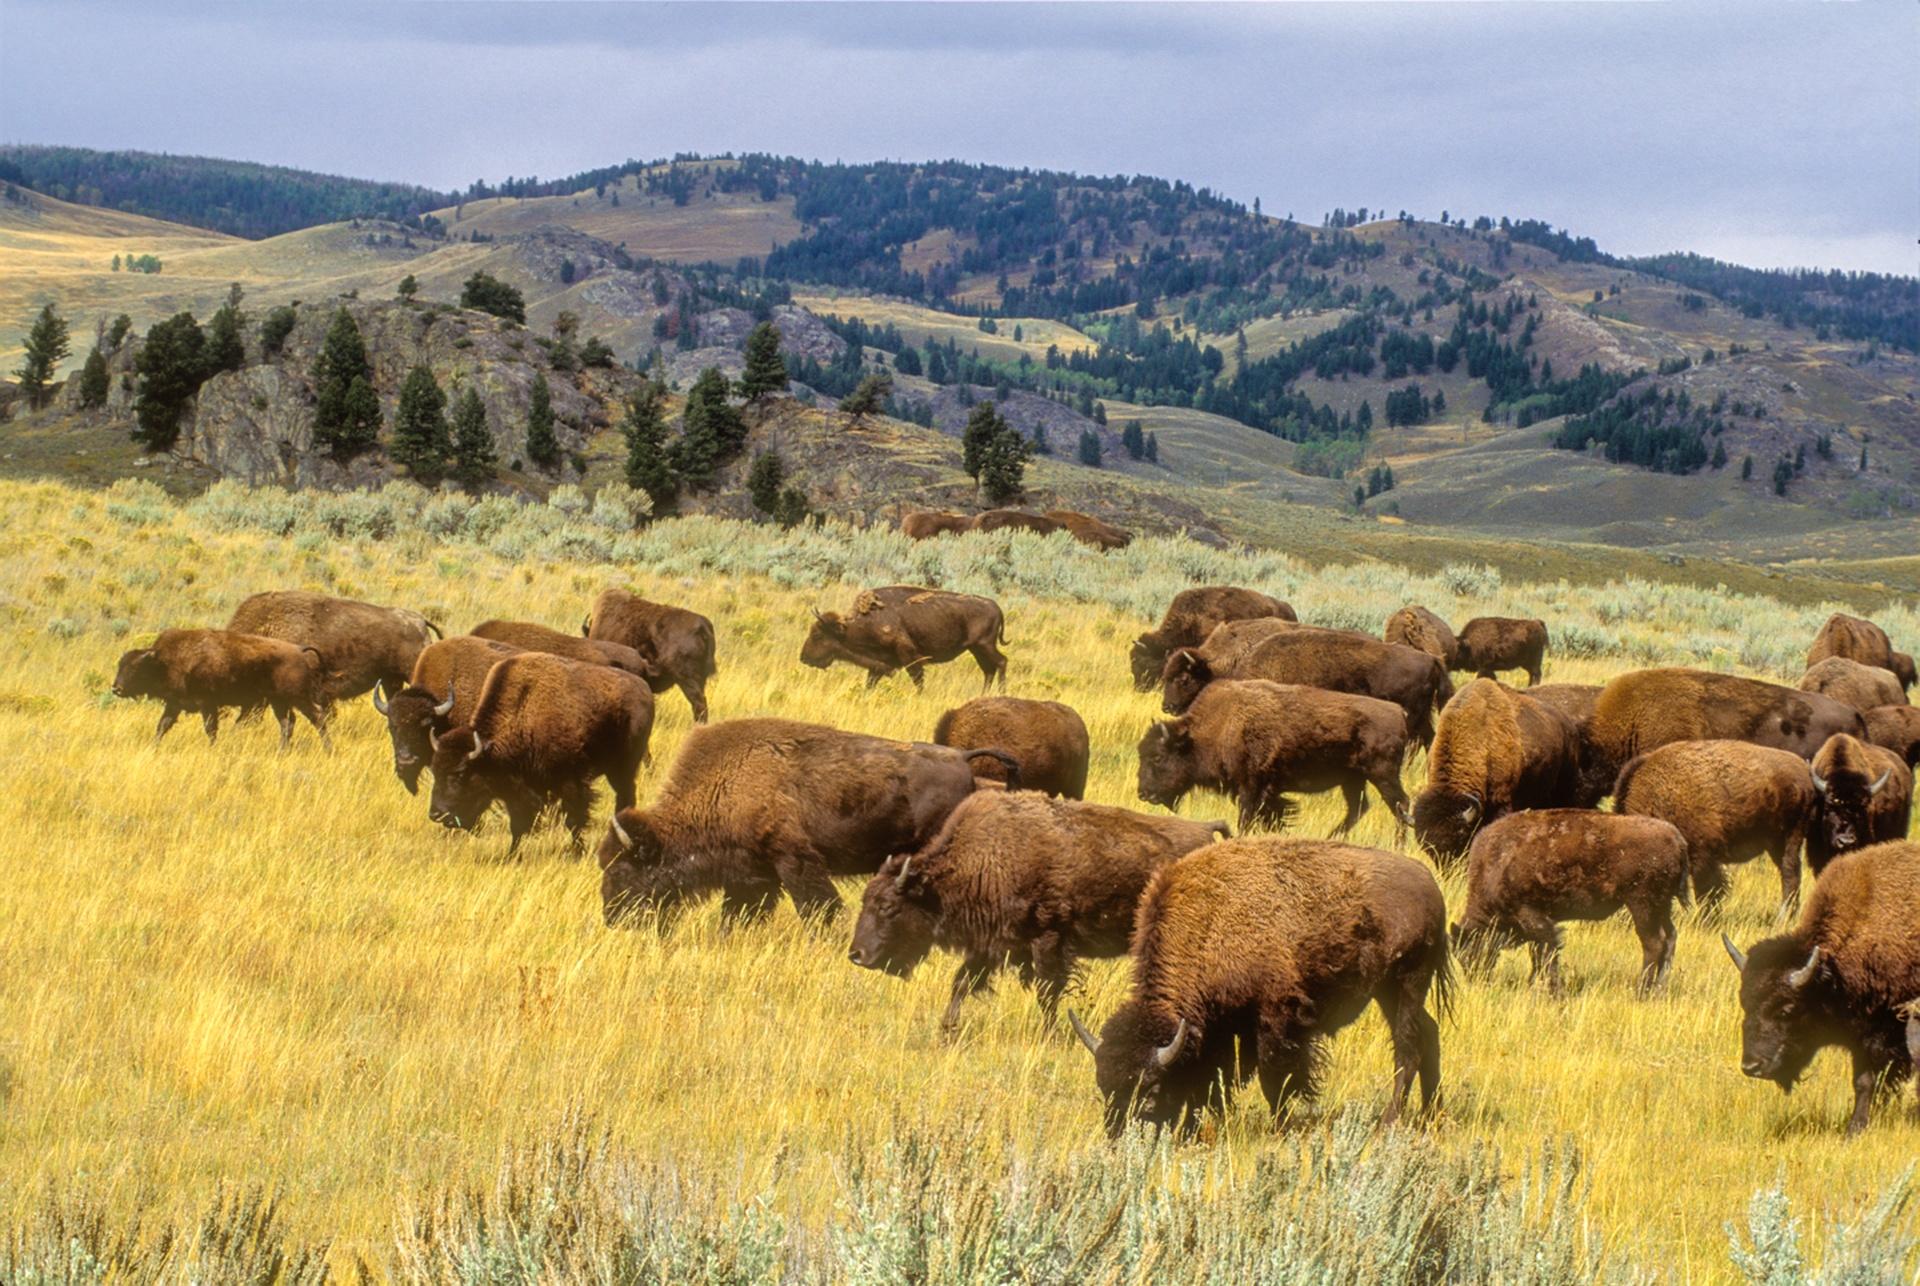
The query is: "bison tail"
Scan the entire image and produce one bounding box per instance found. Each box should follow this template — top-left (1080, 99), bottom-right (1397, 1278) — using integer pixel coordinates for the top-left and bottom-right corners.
top-left (423, 618), bottom-right (445, 640)
top-left (1428, 931), bottom-right (1459, 1025)
top-left (963, 748), bottom-right (1021, 789)
top-left (1610, 754), bottom-right (1647, 812)
top-left (932, 708), bottom-right (955, 747)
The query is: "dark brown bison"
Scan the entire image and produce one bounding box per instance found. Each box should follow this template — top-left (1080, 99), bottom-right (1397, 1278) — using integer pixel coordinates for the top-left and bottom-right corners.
top-left (1808, 612), bottom-right (1915, 690)
top-left (1128, 587), bottom-right (1295, 691)
top-left (1160, 626), bottom-right (1450, 746)
top-left (227, 589), bottom-right (438, 704)
top-left (1383, 605), bottom-right (1459, 668)
top-left (1137, 679), bottom-right (1411, 834)
top-left (426, 653), bottom-right (655, 851)
top-left (1799, 657), bottom-right (1906, 713)
top-left (972, 508), bottom-right (1065, 537)
top-left (1865, 705), bottom-right (1920, 767)
top-left (372, 635), bottom-right (520, 793)
top-left (1454, 617), bottom-right (1548, 686)
top-left (1807, 734), bottom-right (1913, 873)
top-left (1068, 837), bottom-right (1450, 1135)
top-left (113, 628), bottom-right (334, 750)
top-left (848, 792), bottom-right (1227, 1034)
top-left (582, 589), bottom-right (719, 723)
top-left (1043, 509), bottom-right (1133, 551)
top-left (597, 719), bottom-right (1014, 924)
top-left (1613, 741), bottom-right (1814, 911)
top-left (469, 619), bottom-right (653, 679)
top-left (1723, 840), bottom-right (1920, 1133)
top-left (1412, 679), bottom-right (1582, 866)
top-left (1523, 683), bottom-right (1602, 737)
top-left (901, 509), bottom-right (973, 540)
top-left (800, 586), bottom-right (1008, 689)
top-left (933, 696), bottom-right (1089, 798)
top-left (1454, 810), bottom-right (1689, 996)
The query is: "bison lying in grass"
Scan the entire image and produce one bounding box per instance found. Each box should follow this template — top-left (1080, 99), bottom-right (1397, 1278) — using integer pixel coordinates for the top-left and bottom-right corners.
top-left (113, 628), bottom-right (334, 750)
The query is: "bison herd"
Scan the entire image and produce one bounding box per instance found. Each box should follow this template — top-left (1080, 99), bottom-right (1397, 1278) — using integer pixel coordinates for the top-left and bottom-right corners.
top-left (110, 580), bottom-right (1920, 1137)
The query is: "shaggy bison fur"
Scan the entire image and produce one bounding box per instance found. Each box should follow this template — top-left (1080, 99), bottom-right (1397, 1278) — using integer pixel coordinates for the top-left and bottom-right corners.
top-left (469, 619), bottom-right (653, 679)
top-left (1043, 509), bottom-right (1133, 551)
top-left (1454, 617), bottom-right (1548, 686)
top-left (901, 509), bottom-right (974, 540)
top-left (1412, 679), bottom-right (1583, 866)
top-left (1129, 587), bottom-right (1295, 691)
top-left (1808, 613), bottom-right (1915, 691)
top-left (374, 635), bottom-right (520, 793)
top-left (1807, 734), bottom-right (1913, 873)
top-left (1383, 605), bottom-right (1459, 668)
top-left (1799, 657), bottom-right (1906, 713)
top-left (1864, 705), bottom-right (1920, 767)
top-left (113, 628), bottom-right (333, 750)
top-left (583, 589), bottom-right (719, 723)
top-left (933, 696), bottom-right (1089, 798)
top-left (227, 589), bottom-right (439, 706)
top-left (800, 586), bottom-right (1008, 689)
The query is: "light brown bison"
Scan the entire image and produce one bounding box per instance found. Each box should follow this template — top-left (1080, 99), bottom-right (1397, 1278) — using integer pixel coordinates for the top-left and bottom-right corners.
top-left (1799, 657), bottom-right (1906, 713)
top-left (1454, 616), bottom-right (1548, 686)
top-left (1807, 612), bottom-right (1915, 690)
top-left (598, 719), bottom-right (1014, 924)
top-left (901, 509), bottom-right (973, 540)
top-left (848, 792), bottom-right (1227, 1034)
top-left (582, 589), bottom-right (719, 723)
top-left (372, 635), bottom-right (521, 793)
top-left (1723, 840), bottom-right (1920, 1133)
top-left (112, 628), bottom-right (333, 749)
top-left (800, 586), bottom-right (1008, 689)
top-left (1129, 586), bottom-right (1296, 691)
top-left (1411, 679), bottom-right (1583, 865)
top-left (1043, 509), bottom-right (1133, 551)
top-left (470, 619), bottom-right (653, 679)
top-left (227, 589), bottom-right (438, 704)
top-left (1383, 605), bottom-right (1459, 668)
top-left (1137, 679), bottom-right (1412, 834)
top-left (972, 508), bottom-right (1065, 537)
top-left (1523, 683), bottom-right (1602, 736)
top-left (1865, 705), bottom-right (1920, 767)
top-left (426, 653), bottom-right (655, 852)
top-left (1454, 810), bottom-right (1689, 996)
top-left (933, 696), bottom-right (1089, 798)
top-left (1613, 741), bottom-right (1814, 910)
top-left (1807, 734), bottom-right (1913, 873)
top-left (1069, 837), bottom-right (1450, 1135)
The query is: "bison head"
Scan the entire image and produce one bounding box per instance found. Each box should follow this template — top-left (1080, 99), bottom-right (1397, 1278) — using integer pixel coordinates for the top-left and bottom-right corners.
top-left (799, 612), bottom-right (846, 670)
top-left (1129, 636), bottom-right (1167, 692)
top-left (375, 680), bottom-right (456, 795)
top-left (1892, 652), bottom-right (1917, 690)
top-left (1810, 760), bottom-right (1890, 857)
top-left (425, 726), bottom-right (493, 830)
top-left (1071, 1003), bottom-right (1204, 1138)
top-left (111, 647), bottom-right (164, 700)
top-left (848, 853), bottom-right (939, 978)
top-left (1724, 933), bottom-right (1830, 1090)
top-left (1136, 722), bottom-right (1198, 811)
top-left (1412, 789), bottom-right (1483, 868)
top-left (1158, 650), bottom-right (1212, 715)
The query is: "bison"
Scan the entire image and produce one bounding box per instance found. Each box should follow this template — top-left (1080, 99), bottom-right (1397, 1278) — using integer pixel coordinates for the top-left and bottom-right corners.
top-left (1807, 734), bottom-right (1913, 873)
top-left (1128, 587), bottom-right (1295, 691)
top-left (469, 618), bottom-right (653, 678)
top-left (1522, 683), bottom-right (1602, 736)
top-left (426, 653), bottom-right (655, 852)
top-left (934, 696), bottom-right (1089, 798)
top-left (1612, 740), bottom-right (1814, 911)
top-left (582, 588), bottom-right (719, 723)
top-left (1068, 837), bottom-right (1450, 1135)
top-left (1865, 705), bottom-right (1920, 767)
top-left (901, 509), bottom-right (973, 540)
top-left (597, 719), bottom-right (1014, 924)
top-left (227, 589), bottom-right (438, 705)
top-left (1411, 679), bottom-right (1583, 866)
top-left (113, 628), bottom-right (334, 750)
top-left (1799, 657), bottom-right (1906, 713)
top-left (1723, 840), bottom-right (1920, 1133)
top-left (848, 792), bottom-right (1227, 1034)
top-left (800, 586), bottom-right (1008, 690)
top-left (1807, 612), bottom-right (1915, 690)
top-left (1043, 509), bottom-right (1133, 551)
top-left (372, 635), bottom-right (520, 793)
top-left (1383, 605), bottom-right (1459, 669)
top-left (1453, 810), bottom-right (1689, 996)
top-left (972, 508), bottom-right (1065, 537)
top-left (1137, 679), bottom-right (1411, 834)
top-left (1454, 616), bottom-right (1548, 686)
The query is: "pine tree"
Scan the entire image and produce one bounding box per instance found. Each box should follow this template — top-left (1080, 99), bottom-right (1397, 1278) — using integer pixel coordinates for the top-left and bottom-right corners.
top-left (132, 312), bottom-right (206, 451)
top-left (748, 450), bottom-right (786, 513)
top-left (962, 401), bottom-right (1005, 479)
top-left (259, 306), bottom-right (297, 357)
top-left (622, 377), bottom-right (676, 505)
top-left (397, 274), bottom-right (419, 301)
top-left (1121, 419), bottom-right (1145, 460)
top-left (524, 372), bottom-right (558, 467)
top-left (460, 271), bottom-right (526, 322)
top-left (449, 386), bottom-right (497, 488)
top-left (739, 321), bottom-right (789, 402)
top-left (979, 424), bottom-right (1032, 505)
top-left (203, 285), bottom-right (247, 375)
top-left (390, 364), bottom-right (450, 479)
top-left (107, 314), bottom-right (132, 349)
top-left (1092, 401), bottom-right (1107, 426)
top-left (12, 302), bottom-right (70, 409)
top-left (1741, 454), bottom-right (1754, 480)
top-left (77, 347), bottom-right (110, 409)
top-left (1144, 432), bottom-right (1159, 464)
top-left (312, 307), bottom-right (380, 458)
top-left (1710, 440), bottom-right (1728, 470)
top-left (673, 368), bottom-right (744, 486)
top-left (1077, 429), bottom-right (1103, 467)
top-left (1859, 445), bottom-right (1869, 471)
top-left (773, 486), bottom-right (810, 528)
top-left (838, 371), bottom-right (892, 423)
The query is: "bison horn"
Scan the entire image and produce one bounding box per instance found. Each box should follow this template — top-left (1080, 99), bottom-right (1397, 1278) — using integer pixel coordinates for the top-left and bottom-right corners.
top-left (1869, 768), bottom-right (1891, 796)
top-left (609, 813), bottom-right (633, 849)
top-left (1153, 1018), bottom-right (1189, 1068)
top-left (371, 680), bottom-right (390, 715)
top-left (893, 854), bottom-right (913, 891)
top-left (1459, 793), bottom-right (1482, 821)
top-left (1810, 768), bottom-right (1828, 796)
top-left (467, 736), bottom-right (486, 763)
top-left (1721, 933), bottom-right (1748, 973)
top-left (1067, 1009), bottom-right (1101, 1056)
top-left (1787, 946), bottom-right (1822, 990)
top-left (433, 683), bottom-right (456, 719)
top-left (428, 729), bottom-right (441, 753)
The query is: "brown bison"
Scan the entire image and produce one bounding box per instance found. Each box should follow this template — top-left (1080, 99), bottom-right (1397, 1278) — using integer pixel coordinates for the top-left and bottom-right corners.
top-left (1807, 612), bottom-right (1915, 690)
top-left (227, 589), bottom-right (438, 704)
top-left (1137, 679), bottom-right (1412, 834)
top-left (1807, 734), bottom-right (1913, 873)
top-left (598, 719), bottom-right (1015, 924)
top-left (1043, 509), bottom-right (1133, 551)
top-left (800, 586), bottom-right (1008, 689)
top-left (1865, 705), bottom-right (1920, 767)
top-left (901, 509), bottom-right (973, 540)
top-left (1453, 810), bottom-right (1689, 996)
top-left (848, 792), bottom-right (1227, 1034)
top-left (426, 653), bottom-right (655, 851)
top-left (1523, 683), bottom-right (1602, 735)
top-left (1723, 840), bottom-right (1920, 1133)
top-left (972, 508), bottom-right (1065, 537)
top-left (1128, 586), bottom-right (1295, 691)
top-left (112, 628), bottom-right (333, 749)
top-left (1454, 616), bottom-right (1548, 686)
top-left (372, 635), bottom-right (520, 793)
top-left (1613, 741), bottom-right (1814, 911)
top-left (1799, 657), bottom-right (1906, 713)
top-left (1411, 679), bottom-right (1583, 866)
top-left (1383, 605), bottom-right (1459, 668)
top-left (469, 619), bottom-right (653, 678)
top-left (1160, 627), bottom-right (1450, 746)
top-left (1068, 838), bottom-right (1450, 1135)
top-left (581, 589), bottom-right (719, 723)
top-left (934, 696), bottom-right (1089, 798)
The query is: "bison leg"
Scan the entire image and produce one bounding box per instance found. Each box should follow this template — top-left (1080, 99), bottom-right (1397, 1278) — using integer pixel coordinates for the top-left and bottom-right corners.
top-left (1626, 897), bottom-right (1677, 996)
top-left (1513, 908), bottom-right (1565, 996)
top-left (1847, 1054), bottom-right (1880, 1135)
top-left (558, 783), bottom-right (595, 854)
top-left (502, 794), bottom-right (543, 855)
top-left (300, 700), bottom-right (333, 752)
top-left (153, 703), bottom-right (181, 744)
top-left (1028, 932), bottom-right (1073, 1023)
top-left (1254, 1019), bottom-right (1315, 1121)
top-left (770, 849), bottom-right (842, 922)
top-left (969, 644), bottom-right (1008, 691)
top-left (906, 661), bottom-right (929, 690)
top-left (1690, 860), bottom-right (1732, 918)
top-left (939, 952), bottom-right (998, 1038)
top-left (1375, 987), bottom-right (1424, 1126)
top-left (271, 702), bottom-right (297, 752)
top-left (1332, 779), bottom-right (1370, 836)
top-left (1776, 826), bottom-right (1806, 916)
top-left (201, 709), bottom-right (220, 744)
top-left (719, 876), bottom-right (782, 925)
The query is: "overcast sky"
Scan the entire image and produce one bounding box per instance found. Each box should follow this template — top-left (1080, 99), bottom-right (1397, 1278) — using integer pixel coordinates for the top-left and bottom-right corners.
top-left (3, 1), bottom-right (1914, 274)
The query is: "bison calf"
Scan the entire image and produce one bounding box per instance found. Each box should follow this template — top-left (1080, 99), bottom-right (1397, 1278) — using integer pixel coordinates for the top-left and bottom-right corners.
top-left (1455, 616), bottom-right (1548, 686)
top-left (934, 696), bottom-right (1088, 798)
top-left (1808, 734), bottom-right (1913, 873)
top-left (373, 635), bottom-right (520, 793)
top-left (113, 628), bottom-right (332, 750)
top-left (1129, 587), bottom-right (1294, 691)
top-left (1412, 679), bottom-right (1582, 866)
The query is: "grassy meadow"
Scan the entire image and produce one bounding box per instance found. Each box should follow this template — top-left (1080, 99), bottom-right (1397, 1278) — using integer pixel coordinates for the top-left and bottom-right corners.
top-left (0, 476), bottom-right (1916, 1281)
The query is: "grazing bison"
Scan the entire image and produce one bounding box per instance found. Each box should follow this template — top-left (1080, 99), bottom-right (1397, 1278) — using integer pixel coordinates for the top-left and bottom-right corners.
top-left (1043, 509), bottom-right (1133, 551)
top-left (1807, 734), bottom-right (1913, 873)
top-left (972, 508), bottom-right (1065, 537)
top-left (582, 589), bottom-right (719, 723)
top-left (1808, 612), bottom-right (1915, 690)
top-left (470, 619), bottom-right (653, 678)
top-left (113, 629), bottom-right (334, 749)
top-left (1522, 683), bottom-right (1602, 735)
top-left (1613, 741), bottom-right (1814, 911)
top-left (1454, 617), bottom-right (1548, 686)
top-left (800, 586), bottom-right (1008, 689)
top-left (372, 635), bottom-right (519, 793)
top-left (1453, 810), bottom-right (1689, 996)
top-left (1865, 705), bottom-right (1920, 767)
top-left (598, 719), bottom-right (1014, 924)
top-left (901, 509), bottom-right (973, 540)
top-left (1799, 657), bottom-right (1906, 713)
top-left (1723, 840), bottom-right (1920, 1133)
top-left (1412, 679), bottom-right (1582, 866)
top-left (848, 792), bottom-right (1227, 1034)
top-left (1160, 627), bottom-right (1450, 746)
top-left (227, 589), bottom-right (438, 704)
top-left (426, 653), bottom-right (654, 851)
top-left (1383, 605), bottom-right (1459, 668)
top-left (1137, 679), bottom-right (1411, 834)
top-left (1128, 587), bottom-right (1296, 691)
top-left (934, 696), bottom-right (1089, 798)
top-left (1068, 838), bottom-right (1450, 1135)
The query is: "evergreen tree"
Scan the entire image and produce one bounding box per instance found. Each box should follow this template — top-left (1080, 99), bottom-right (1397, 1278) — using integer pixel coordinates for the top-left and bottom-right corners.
top-left (1860, 444), bottom-right (1869, 471)
top-left (77, 346), bottom-right (110, 409)
top-left (672, 367), bottom-right (744, 487)
top-left (748, 450), bottom-right (786, 513)
top-left (312, 307), bottom-right (379, 458)
top-left (390, 364), bottom-right (449, 479)
top-left (107, 314), bottom-right (132, 349)
top-left (979, 424), bottom-right (1032, 504)
top-left (449, 386), bottom-right (497, 487)
top-left (838, 371), bottom-right (892, 423)
top-left (1121, 419), bottom-right (1146, 460)
top-left (259, 305), bottom-right (297, 357)
top-left (1092, 401), bottom-right (1107, 426)
top-left (1144, 432), bottom-right (1160, 463)
top-left (12, 302), bottom-right (70, 408)
top-left (774, 485), bottom-right (810, 528)
top-left (1710, 440), bottom-right (1728, 470)
top-left (962, 401), bottom-right (1006, 479)
top-left (524, 371), bottom-right (559, 467)
top-left (132, 311), bottom-right (206, 450)
top-left (1741, 454), bottom-right (1754, 480)
top-left (203, 285), bottom-right (247, 375)
top-left (1077, 429), bottom-right (1103, 467)
top-left (397, 273), bottom-right (418, 301)
top-left (621, 376), bottom-right (676, 506)
top-left (578, 336), bottom-right (615, 368)
top-left (459, 271), bottom-right (526, 322)
top-left (739, 321), bottom-right (789, 401)
top-left (111, 254), bottom-right (121, 272)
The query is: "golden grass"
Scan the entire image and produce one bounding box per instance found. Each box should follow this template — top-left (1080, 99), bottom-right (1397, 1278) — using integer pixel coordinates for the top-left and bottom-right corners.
top-left (789, 289), bottom-right (1097, 364)
top-left (0, 476), bottom-right (1914, 1279)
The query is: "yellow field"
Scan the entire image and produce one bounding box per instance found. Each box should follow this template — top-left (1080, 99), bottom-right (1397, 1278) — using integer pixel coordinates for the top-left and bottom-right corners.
top-left (0, 477), bottom-right (1915, 1278)
top-left (789, 289), bottom-right (1098, 364)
